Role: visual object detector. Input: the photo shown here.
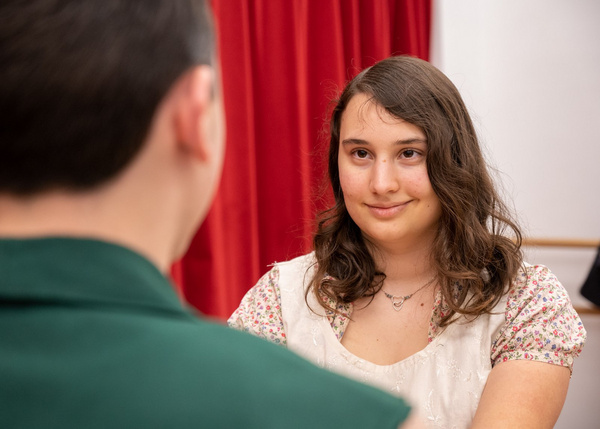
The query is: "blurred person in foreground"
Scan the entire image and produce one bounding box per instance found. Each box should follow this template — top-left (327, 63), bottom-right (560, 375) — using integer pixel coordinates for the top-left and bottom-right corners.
top-left (0, 1), bottom-right (423, 428)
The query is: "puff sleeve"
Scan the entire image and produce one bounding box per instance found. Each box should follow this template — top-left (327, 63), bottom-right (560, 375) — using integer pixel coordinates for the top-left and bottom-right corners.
top-left (491, 264), bottom-right (586, 372)
top-left (228, 266), bottom-right (287, 346)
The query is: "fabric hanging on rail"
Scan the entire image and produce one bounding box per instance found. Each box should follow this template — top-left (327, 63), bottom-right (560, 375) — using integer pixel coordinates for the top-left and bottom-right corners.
top-left (581, 247), bottom-right (600, 306)
top-left (172, 0), bottom-right (432, 320)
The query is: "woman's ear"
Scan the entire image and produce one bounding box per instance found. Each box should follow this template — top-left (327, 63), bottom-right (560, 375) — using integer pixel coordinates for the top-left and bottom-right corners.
top-left (172, 65), bottom-right (215, 162)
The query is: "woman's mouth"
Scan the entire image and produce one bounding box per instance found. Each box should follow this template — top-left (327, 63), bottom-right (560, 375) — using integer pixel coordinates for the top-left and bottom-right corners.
top-left (366, 201), bottom-right (410, 218)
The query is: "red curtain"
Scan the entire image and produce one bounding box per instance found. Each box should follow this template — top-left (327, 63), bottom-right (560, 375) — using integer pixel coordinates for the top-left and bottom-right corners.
top-left (173, 0), bottom-right (432, 320)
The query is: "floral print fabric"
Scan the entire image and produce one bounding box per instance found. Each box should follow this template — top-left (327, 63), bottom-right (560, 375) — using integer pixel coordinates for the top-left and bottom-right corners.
top-left (228, 263), bottom-right (586, 371)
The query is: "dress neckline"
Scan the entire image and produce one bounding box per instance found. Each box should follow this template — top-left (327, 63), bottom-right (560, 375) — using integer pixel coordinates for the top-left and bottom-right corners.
top-left (319, 288), bottom-right (450, 369)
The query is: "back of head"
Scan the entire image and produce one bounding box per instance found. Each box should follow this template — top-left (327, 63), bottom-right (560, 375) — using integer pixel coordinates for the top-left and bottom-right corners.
top-left (0, 0), bottom-right (214, 195)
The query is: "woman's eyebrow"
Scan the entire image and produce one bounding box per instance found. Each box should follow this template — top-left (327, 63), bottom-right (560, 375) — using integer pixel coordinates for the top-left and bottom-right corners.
top-left (341, 138), bottom-right (370, 146)
top-left (341, 138), bottom-right (427, 146)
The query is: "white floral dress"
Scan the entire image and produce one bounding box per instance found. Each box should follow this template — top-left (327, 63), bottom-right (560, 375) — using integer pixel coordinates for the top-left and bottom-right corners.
top-left (229, 253), bottom-right (586, 428)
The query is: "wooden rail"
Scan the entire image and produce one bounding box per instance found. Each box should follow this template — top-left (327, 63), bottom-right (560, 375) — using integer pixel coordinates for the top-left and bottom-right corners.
top-left (574, 307), bottom-right (600, 315)
top-left (520, 237), bottom-right (600, 248)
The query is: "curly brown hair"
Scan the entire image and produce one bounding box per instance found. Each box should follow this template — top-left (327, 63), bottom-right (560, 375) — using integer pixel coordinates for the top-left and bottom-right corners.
top-left (309, 56), bottom-right (523, 326)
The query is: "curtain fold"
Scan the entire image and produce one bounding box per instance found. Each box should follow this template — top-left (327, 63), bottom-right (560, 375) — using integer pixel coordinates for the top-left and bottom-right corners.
top-left (173, 0), bottom-right (432, 320)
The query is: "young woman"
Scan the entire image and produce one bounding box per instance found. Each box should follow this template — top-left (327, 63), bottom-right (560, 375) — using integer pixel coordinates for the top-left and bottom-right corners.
top-left (229, 56), bottom-right (586, 429)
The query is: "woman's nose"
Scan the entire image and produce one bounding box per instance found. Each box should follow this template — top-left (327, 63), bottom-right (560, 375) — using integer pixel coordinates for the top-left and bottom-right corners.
top-left (369, 159), bottom-right (399, 194)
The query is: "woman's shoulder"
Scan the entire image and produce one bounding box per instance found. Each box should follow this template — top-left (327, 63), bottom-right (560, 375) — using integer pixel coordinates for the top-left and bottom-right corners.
top-left (509, 262), bottom-right (570, 303)
top-left (506, 262), bottom-right (578, 322)
top-left (273, 252), bottom-right (316, 269)
top-left (273, 252), bottom-right (317, 286)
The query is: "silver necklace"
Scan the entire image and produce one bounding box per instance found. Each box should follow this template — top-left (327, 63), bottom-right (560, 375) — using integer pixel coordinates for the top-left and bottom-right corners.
top-left (381, 277), bottom-right (435, 312)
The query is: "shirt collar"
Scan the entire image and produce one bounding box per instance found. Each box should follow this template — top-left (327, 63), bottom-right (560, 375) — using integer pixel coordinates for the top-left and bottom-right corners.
top-left (0, 237), bottom-right (186, 315)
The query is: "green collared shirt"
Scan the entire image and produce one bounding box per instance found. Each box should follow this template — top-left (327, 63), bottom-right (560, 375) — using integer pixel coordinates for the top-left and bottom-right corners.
top-left (0, 237), bottom-right (410, 428)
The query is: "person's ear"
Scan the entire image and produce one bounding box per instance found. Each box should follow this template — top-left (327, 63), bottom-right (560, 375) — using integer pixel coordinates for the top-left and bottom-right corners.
top-left (173, 65), bottom-right (215, 162)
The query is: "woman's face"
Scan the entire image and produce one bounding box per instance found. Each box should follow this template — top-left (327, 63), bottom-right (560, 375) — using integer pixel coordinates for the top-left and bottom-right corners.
top-left (337, 93), bottom-right (442, 252)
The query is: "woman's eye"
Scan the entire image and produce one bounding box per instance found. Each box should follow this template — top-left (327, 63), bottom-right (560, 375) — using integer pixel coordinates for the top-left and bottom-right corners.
top-left (354, 149), bottom-right (369, 159)
top-left (401, 149), bottom-right (416, 159)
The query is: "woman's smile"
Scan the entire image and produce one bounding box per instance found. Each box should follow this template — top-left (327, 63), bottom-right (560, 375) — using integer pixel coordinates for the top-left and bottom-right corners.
top-left (365, 201), bottom-right (411, 218)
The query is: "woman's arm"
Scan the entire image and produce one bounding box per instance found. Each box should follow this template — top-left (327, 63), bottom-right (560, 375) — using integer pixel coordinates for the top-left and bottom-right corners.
top-left (471, 360), bottom-right (569, 428)
top-left (474, 264), bottom-right (586, 428)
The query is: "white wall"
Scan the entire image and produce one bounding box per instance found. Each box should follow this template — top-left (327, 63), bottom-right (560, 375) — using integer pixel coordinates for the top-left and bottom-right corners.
top-left (431, 1), bottom-right (600, 427)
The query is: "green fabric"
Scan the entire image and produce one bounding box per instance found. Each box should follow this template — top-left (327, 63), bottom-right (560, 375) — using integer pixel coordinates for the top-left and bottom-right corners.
top-left (0, 237), bottom-right (411, 428)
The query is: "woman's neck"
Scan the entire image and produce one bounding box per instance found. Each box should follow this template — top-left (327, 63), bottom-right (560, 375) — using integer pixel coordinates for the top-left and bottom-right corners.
top-left (369, 239), bottom-right (436, 290)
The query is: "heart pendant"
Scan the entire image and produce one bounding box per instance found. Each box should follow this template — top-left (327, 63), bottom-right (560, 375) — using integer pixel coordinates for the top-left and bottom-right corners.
top-left (391, 297), bottom-right (406, 311)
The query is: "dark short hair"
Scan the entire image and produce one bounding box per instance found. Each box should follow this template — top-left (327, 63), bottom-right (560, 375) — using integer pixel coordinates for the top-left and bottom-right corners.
top-left (311, 56), bottom-right (522, 325)
top-left (0, 0), bottom-right (214, 194)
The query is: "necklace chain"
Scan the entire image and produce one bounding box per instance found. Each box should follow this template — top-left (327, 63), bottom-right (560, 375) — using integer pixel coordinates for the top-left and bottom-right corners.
top-left (381, 277), bottom-right (435, 312)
